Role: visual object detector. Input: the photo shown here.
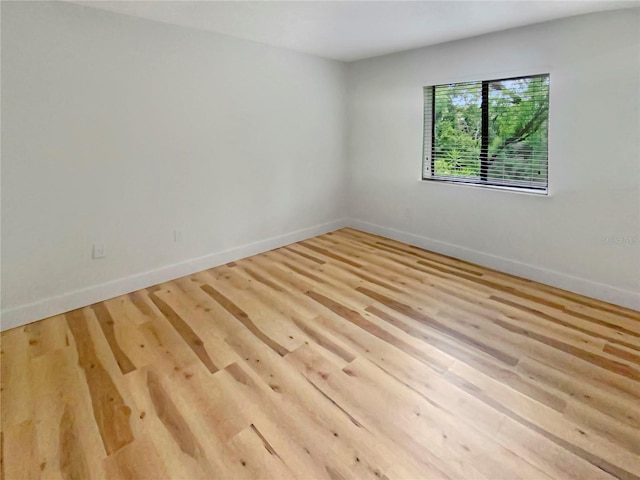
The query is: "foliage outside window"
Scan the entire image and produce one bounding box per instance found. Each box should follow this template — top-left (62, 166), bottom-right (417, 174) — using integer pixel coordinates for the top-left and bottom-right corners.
top-left (423, 74), bottom-right (549, 192)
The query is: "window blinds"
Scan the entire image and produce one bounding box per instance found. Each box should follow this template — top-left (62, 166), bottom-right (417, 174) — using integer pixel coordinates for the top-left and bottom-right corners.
top-left (423, 74), bottom-right (549, 192)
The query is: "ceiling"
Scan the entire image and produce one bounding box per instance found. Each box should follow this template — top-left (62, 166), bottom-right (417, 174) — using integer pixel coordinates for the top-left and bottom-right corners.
top-left (72, 1), bottom-right (638, 62)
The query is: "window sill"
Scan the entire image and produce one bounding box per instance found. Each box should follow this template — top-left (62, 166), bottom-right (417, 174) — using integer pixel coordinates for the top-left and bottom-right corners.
top-left (420, 177), bottom-right (549, 196)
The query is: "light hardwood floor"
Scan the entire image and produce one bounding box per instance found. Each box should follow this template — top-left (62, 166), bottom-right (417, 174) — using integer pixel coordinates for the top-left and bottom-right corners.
top-left (2, 228), bottom-right (640, 480)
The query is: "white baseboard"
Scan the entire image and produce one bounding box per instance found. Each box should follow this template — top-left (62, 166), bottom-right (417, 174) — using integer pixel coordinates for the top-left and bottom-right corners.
top-left (3, 216), bottom-right (637, 331)
top-left (0, 219), bottom-right (348, 331)
top-left (348, 218), bottom-right (640, 311)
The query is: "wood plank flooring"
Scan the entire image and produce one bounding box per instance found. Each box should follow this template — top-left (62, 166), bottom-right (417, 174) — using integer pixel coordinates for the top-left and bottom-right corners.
top-left (2, 228), bottom-right (639, 479)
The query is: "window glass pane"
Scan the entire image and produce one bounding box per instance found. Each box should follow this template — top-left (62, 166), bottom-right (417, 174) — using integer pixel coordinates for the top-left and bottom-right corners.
top-left (487, 75), bottom-right (549, 188)
top-left (433, 82), bottom-right (481, 179)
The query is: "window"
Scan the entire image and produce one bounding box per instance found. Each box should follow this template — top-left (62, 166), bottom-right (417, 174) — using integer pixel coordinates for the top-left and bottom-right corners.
top-left (423, 74), bottom-right (549, 192)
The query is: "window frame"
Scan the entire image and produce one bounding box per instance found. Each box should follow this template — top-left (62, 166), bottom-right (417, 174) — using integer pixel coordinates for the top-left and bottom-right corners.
top-left (422, 73), bottom-right (550, 195)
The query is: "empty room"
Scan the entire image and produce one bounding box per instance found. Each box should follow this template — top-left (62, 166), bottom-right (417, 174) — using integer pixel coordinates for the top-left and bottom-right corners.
top-left (1, 0), bottom-right (639, 478)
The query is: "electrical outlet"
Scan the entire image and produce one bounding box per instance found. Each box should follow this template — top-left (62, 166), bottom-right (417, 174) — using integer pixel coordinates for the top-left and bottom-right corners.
top-left (174, 229), bottom-right (183, 242)
top-left (93, 243), bottom-right (106, 259)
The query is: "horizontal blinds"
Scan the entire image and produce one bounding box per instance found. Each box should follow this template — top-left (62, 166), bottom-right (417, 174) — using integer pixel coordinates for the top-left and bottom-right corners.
top-left (423, 74), bottom-right (549, 191)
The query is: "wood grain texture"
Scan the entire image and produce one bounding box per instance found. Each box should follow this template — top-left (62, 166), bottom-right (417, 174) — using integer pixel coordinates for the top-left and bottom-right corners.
top-left (92, 303), bottom-right (136, 375)
top-left (1, 228), bottom-right (639, 479)
top-left (65, 309), bottom-right (134, 456)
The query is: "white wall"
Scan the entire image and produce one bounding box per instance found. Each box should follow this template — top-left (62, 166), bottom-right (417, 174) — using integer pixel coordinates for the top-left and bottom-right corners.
top-left (347, 9), bottom-right (640, 309)
top-left (2, 4), bottom-right (638, 329)
top-left (1, 1), bottom-right (348, 328)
